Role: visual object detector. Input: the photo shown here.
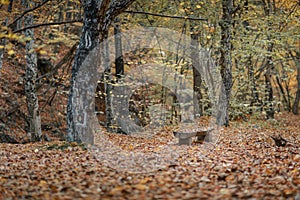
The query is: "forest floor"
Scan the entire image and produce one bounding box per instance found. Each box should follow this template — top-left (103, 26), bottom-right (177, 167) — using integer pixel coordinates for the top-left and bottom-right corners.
top-left (0, 113), bottom-right (300, 200)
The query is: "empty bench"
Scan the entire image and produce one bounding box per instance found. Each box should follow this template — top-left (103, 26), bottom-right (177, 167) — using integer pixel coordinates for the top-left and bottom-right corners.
top-left (173, 127), bottom-right (214, 145)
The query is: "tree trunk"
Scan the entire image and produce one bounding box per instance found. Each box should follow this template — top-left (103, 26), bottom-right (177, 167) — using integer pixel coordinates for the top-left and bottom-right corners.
top-left (292, 52), bottom-right (300, 114)
top-left (275, 75), bottom-right (290, 111)
top-left (248, 56), bottom-right (260, 114)
top-left (23, 0), bottom-right (42, 142)
top-left (264, 66), bottom-right (274, 119)
top-left (191, 33), bottom-right (203, 118)
top-left (67, 0), bottom-right (102, 144)
top-left (263, 0), bottom-right (275, 119)
top-left (190, 0), bottom-right (203, 118)
top-left (104, 37), bottom-right (114, 130)
top-left (218, 0), bottom-right (233, 126)
top-left (67, 0), bottom-right (135, 144)
top-left (0, 0), bottom-right (13, 70)
top-left (114, 18), bottom-right (124, 80)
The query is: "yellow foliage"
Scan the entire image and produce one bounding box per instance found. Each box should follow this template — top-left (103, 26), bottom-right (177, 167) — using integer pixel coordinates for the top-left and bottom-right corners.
top-left (7, 49), bottom-right (15, 56)
top-left (39, 50), bottom-right (48, 55)
top-left (1, 0), bottom-right (10, 5)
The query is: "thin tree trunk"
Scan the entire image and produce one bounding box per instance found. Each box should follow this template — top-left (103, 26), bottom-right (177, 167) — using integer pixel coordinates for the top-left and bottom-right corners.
top-left (104, 36), bottom-right (114, 131)
top-left (114, 18), bottom-right (124, 80)
top-left (263, 0), bottom-right (275, 119)
top-left (190, 0), bottom-right (203, 118)
top-left (292, 52), bottom-right (300, 114)
top-left (107, 18), bottom-right (124, 130)
top-left (275, 75), bottom-right (290, 111)
top-left (264, 65), bottom-right (274, 118)
top-left (23, 0), bottom-right (42, 141)
top-left (191, 33), bottom-right (203, 118)
top-left (0, 0), bottom-right (13, 70)
top-left (218, 0), bottom-right (233, 126)
top-left (248, 56), bottom-right (260, 114)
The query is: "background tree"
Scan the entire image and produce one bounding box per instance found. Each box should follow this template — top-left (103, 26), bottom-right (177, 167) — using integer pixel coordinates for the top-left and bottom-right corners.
top-left (292, 51), bottom-right (300, 114)
top-left (23, 0), bottom-right (42, 141)
top-left (190, 0), bottom-right (203, 118)
top-left (0, 0), bottom-right (13, 70)
top-left (217, 0), bottom-right (233, 126)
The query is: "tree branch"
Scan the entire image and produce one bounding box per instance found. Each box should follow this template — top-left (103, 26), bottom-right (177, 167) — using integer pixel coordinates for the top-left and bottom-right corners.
top-left (124, 10), bottom-right (208, 21)
top-left (102, 0), bottom-right (136, 31)
top-left (13, 19), bottom-right (83, 33)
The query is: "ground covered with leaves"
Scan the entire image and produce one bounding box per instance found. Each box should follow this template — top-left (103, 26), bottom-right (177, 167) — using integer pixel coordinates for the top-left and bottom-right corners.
top-left (0, 113), bottom-right (299, 200)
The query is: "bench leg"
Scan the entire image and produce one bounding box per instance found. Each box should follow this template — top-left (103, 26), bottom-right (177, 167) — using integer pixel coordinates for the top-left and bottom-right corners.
top-left (179, 137), bottom-right (192, 145)
top-left (196, 135), bottom-right (206, 143)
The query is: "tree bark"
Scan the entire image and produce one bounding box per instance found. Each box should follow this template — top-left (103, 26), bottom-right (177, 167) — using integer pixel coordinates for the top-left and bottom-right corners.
top-left (264, 66), bottom-right (274, 119)
top-left (275, 75), bottom-right (290, 111)
top-left (292, 52), bottom-right (300, 114)
top-left (263, 0), bottom-right (275, 119)
top-left (190, 0), bottom-right (203, 118)
top-left (23, 0), bottom-right (42, 141)
top-left (67, 0), bottom-right (135, 144)
top-left (248, 56), bottom-right (260, 114)
top-left (218, 0), bottom-right (233, 126)
top-left (114, 18), bottom-right (124, 80)
top-left (191, 33), bottom-right (203, 118)
top-left (104, 36), bottom-right (114, 130)
top-left (67, 0), bottom-right (102, 144)
top-left (0, 0), bottom-right (13, 70)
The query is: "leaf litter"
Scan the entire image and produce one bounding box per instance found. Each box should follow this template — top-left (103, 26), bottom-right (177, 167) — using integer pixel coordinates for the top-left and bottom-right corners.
top-left (0, 113), bottom-right (300, 199)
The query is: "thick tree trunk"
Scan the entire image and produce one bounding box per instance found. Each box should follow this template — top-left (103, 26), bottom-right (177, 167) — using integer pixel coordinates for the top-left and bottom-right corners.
top-left (218, 0), bottom-right (233, 126)
top-left (23, 0), bottom-right (42, 141)
top-left (67, 0), bottom-right (102, 144)
top-left (67, 0), bottom-right (135, 143)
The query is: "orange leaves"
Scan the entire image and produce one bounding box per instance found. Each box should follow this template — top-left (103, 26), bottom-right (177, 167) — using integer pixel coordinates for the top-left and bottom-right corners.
top-left (0, 113), bottom-right (300, 199)
top-left (108, 184), bottom-right (148, 197)
top-left (109, 185), bottom-right (130, 195)
top-left (134, 184), bottom-right (149, 191)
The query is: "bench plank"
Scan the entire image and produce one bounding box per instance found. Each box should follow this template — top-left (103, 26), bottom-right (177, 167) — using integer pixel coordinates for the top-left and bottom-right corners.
top-left (173, 127), bottom-right (214, 145)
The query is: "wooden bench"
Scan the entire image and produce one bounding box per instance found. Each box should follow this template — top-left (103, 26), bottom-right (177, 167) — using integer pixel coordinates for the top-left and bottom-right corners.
top-left (173, 127), bottom-right (214, 145)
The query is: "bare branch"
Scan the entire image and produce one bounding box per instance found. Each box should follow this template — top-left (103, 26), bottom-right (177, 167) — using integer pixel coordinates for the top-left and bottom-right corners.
top-left (124, 10), bottom-right (208, 21)
top-left (13, 19), bottom-right (83, 33)
top-left (102, 0), bottom-right (136, 31)
top-left (108, 0), bottom-right (136, 19)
